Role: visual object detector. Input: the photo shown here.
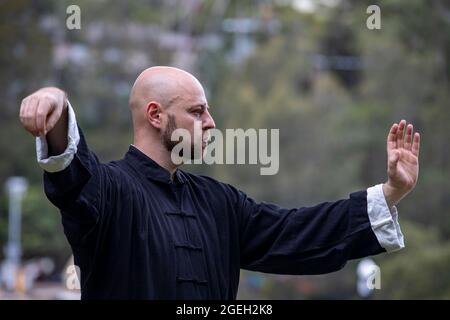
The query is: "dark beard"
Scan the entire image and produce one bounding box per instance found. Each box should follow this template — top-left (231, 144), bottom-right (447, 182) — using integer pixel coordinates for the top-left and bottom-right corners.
top-left (162, 114), bottom-right (199, 160)
top-left (162, 114), bottom-right (179, 152)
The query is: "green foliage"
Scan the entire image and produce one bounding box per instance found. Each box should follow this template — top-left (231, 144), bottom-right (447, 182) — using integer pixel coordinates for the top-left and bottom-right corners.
top-left (376, 220), bottom-right (450, 299)
top-left (0, 185), bottom-right (71, 267)
top-left (0, 0), bottom-right (449, 298)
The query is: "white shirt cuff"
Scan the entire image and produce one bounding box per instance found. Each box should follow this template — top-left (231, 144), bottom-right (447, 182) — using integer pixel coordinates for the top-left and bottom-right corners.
top-left (366, 184), bottom-right (405, 252)
top-left (36, 100), bottom-right (80, 173)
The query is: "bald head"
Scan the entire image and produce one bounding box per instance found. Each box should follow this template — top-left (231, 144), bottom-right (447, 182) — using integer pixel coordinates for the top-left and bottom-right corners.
top-left (128, 66), bottom-right (215, 171)
top-left (129, 66), bottom-right (205, 128)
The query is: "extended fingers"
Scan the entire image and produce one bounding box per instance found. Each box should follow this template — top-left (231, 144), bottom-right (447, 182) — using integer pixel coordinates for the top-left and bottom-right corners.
top-left (412, 132), bottom-right (420, 157)
top-left (387, 123), bottom-right (398, 151)
top-left (396, 120), bottom-right (406, 149)
top-left (404, 124), bottom-right (413, 150)
top-left (394, 119), bottom-right (420, 156)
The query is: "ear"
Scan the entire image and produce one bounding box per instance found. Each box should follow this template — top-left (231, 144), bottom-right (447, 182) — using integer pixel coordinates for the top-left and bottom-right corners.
top-left (146, 101), bottom-right (163, 128)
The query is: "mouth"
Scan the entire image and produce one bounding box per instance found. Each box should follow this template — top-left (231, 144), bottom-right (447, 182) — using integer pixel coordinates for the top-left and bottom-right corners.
top-left (202, 131), bottom-right (211, 149)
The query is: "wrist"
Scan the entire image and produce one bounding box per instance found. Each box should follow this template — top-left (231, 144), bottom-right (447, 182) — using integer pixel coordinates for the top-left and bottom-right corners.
top-left (382, 182), bottom-right (408, 208)
top-left (42, 87), bottom-right (67, 109)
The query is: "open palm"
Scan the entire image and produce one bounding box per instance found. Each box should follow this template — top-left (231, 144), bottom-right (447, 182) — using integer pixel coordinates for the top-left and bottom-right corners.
top-left (386, 120), bottom-right (420, 191)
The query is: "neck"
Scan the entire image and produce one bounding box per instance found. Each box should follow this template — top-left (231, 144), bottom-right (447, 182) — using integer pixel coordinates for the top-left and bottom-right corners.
top-left (133, 138), bottom-right (178, 178)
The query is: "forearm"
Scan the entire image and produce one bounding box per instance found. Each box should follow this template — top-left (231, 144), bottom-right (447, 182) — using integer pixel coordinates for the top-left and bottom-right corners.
top-left (47, 95), bottom-right (68, 156)
top-left (36, 100), bottom-right (80, 173)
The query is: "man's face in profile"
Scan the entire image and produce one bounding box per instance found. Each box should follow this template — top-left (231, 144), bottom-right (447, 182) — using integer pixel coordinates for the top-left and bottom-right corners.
top-left (160, 85), bottom-right (215, 160)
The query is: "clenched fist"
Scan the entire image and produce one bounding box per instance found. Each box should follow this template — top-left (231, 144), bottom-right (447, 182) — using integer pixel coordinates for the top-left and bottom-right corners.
top-left (19, 87), bottom-right (67, 137)
top-left (19, 87), bottom-right (68, 155)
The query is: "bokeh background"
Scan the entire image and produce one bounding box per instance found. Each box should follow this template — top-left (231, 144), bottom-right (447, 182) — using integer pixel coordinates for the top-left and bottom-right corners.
top-left (1, 0), bottom-right (449, 299)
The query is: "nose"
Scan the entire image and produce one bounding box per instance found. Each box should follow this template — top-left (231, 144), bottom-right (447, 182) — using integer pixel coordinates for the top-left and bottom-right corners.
top-left (202, 108), bottom-right (215, 130)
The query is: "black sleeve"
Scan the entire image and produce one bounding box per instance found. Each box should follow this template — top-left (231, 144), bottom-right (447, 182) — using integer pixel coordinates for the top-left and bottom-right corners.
top-left (43, 126), bottom-right (106, 227)
top-left (237, 190), bottom-right (385, 275)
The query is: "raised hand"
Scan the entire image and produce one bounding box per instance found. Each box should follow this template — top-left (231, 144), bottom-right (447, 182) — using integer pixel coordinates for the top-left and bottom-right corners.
top-left (383, 120), bottom-right (420, 208)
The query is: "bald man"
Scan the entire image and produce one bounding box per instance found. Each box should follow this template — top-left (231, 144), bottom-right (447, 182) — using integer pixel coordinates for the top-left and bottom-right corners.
top-left (19, 66), bottom-right (419, 300)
